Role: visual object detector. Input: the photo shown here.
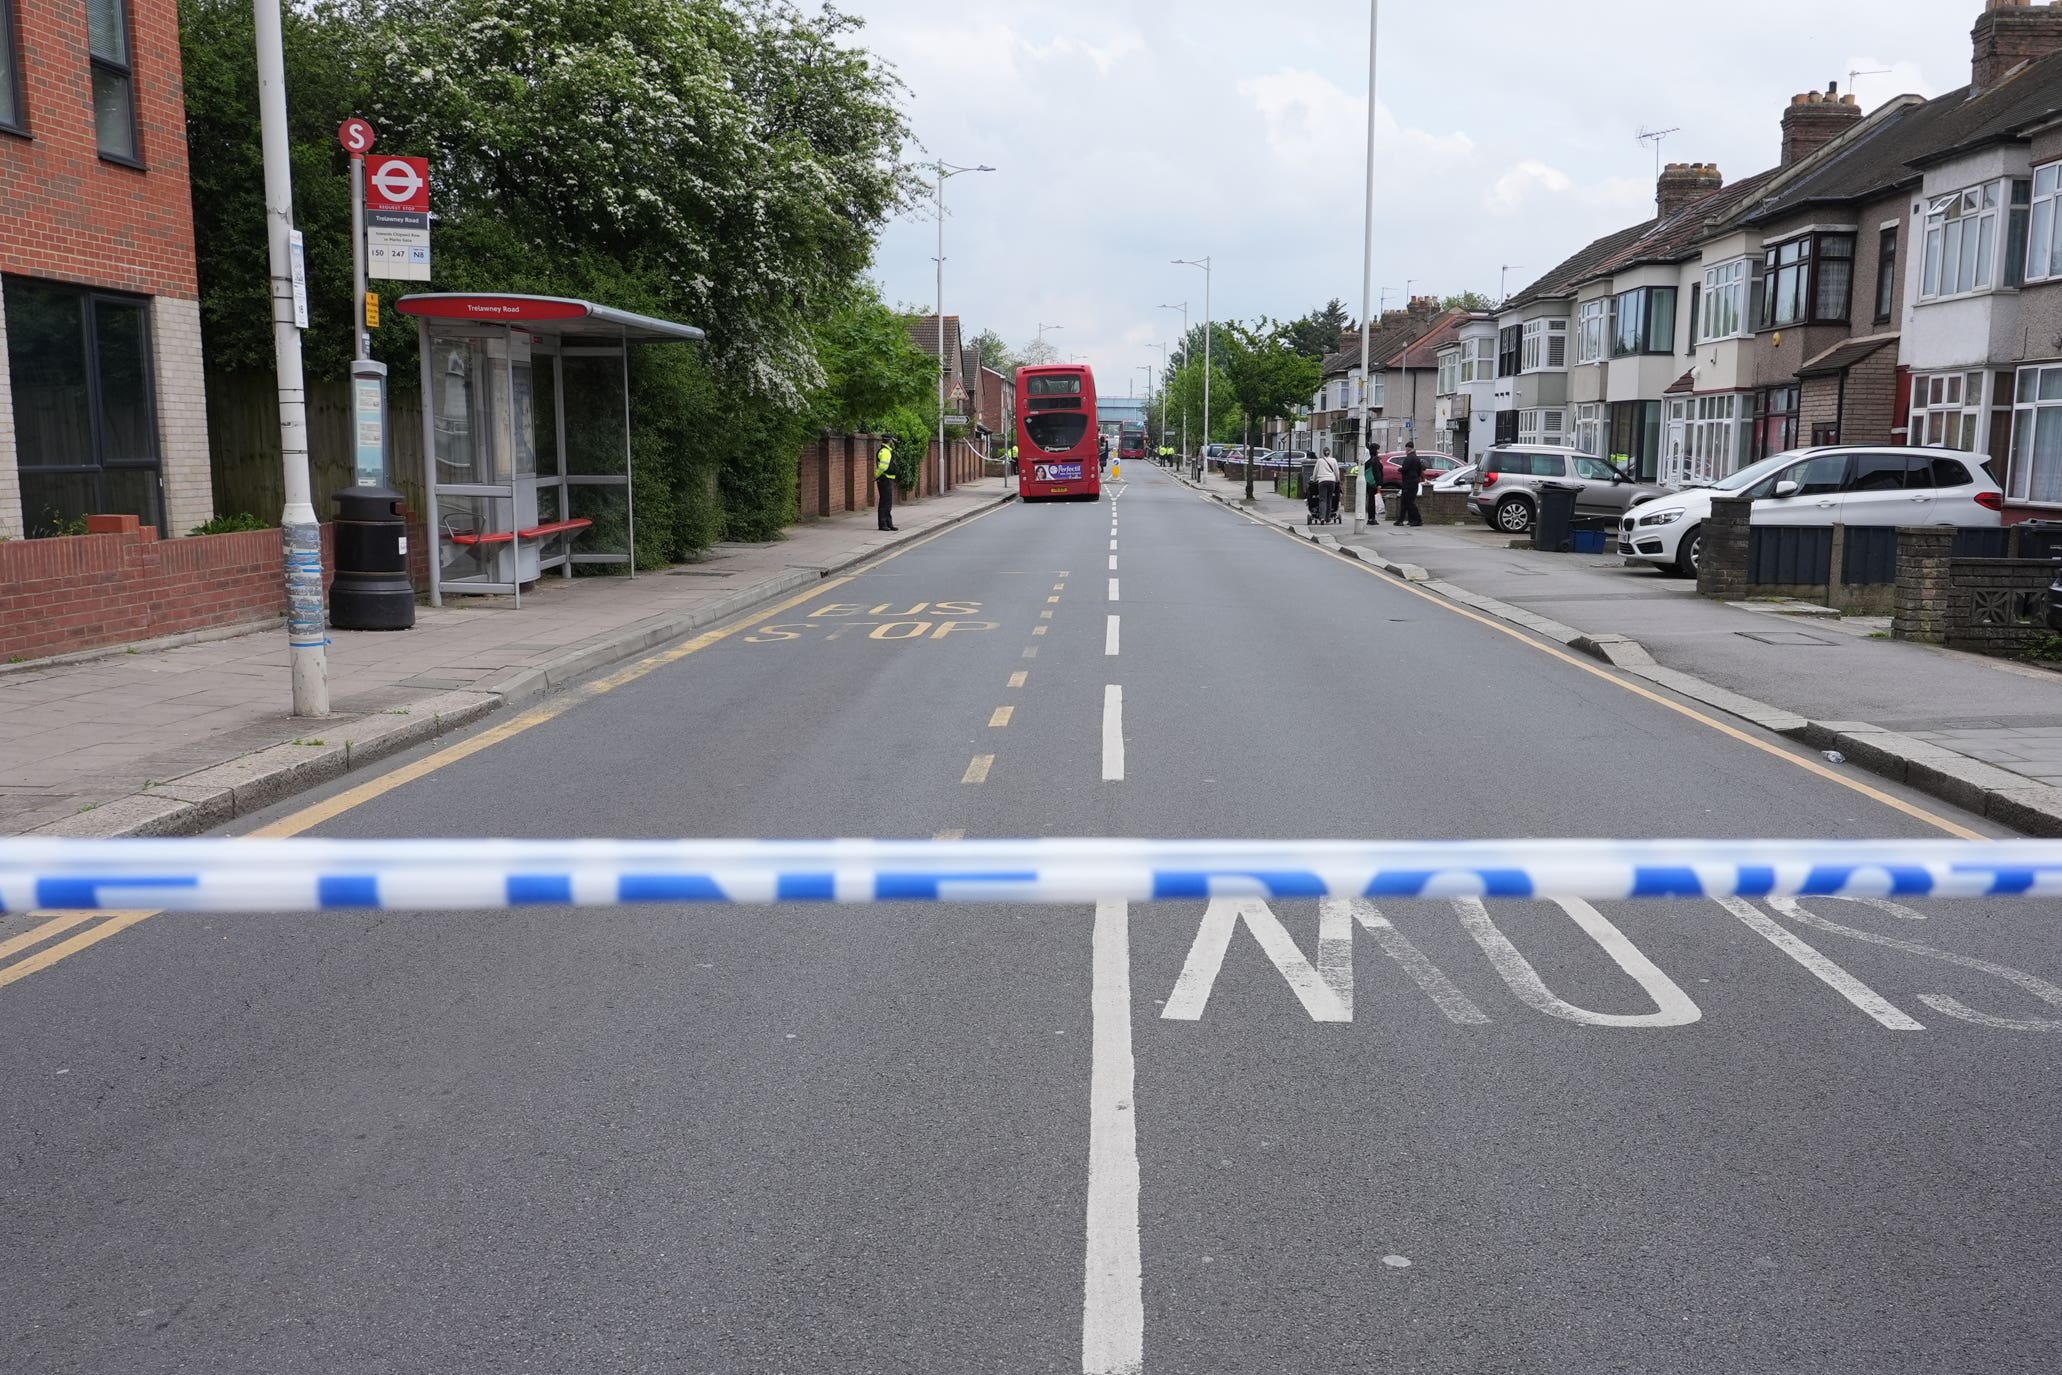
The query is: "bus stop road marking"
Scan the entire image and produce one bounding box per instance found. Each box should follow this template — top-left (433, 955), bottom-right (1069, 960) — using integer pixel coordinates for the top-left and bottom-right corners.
top-left (1010, 672), bottom-right (1028, 688)
top-left (989, 707), bottom-right (1014, 728)
top-left (963, 755), bottom-right (994, 784)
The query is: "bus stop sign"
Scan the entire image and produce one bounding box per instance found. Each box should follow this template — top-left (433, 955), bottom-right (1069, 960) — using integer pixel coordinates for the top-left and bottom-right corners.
top-left (366, 156), bottom-right (429, 213)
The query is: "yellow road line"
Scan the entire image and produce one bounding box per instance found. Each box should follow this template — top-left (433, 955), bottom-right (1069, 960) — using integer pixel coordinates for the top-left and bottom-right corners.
top-left (0, 912), bottom-right (100, 963)
top-left (1041, 610), bottom-right (1054, 620)
top-left (0, 912), bottom-right (157, 990)
top-left (1033, 626), bottom-right (1048, 636)
top-left (1009, 671), bottom-right (1028, 688)
top-left (1047, 595), bottom-right (1062, 604)
top-left (1, 501), bottom-right (1026, 990)
top-left (962, 755), bottom-right (995, 784)
top-left (1256, 521), bottom-right (1982, 839)
top-left (989, 706), bottom-right (1015, 728)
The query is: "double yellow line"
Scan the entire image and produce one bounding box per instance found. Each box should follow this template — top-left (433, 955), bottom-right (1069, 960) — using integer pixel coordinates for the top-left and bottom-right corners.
top-left (0, 496), bottom-right (1018, 993)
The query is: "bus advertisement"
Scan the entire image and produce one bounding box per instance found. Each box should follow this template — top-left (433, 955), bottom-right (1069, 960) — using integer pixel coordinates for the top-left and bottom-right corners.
top-left (1015, 364), bottom-right (1101, 501)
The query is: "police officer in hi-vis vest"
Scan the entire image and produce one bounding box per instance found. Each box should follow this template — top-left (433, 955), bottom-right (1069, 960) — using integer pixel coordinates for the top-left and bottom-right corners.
top-left (875, 440), bottom-right (897, 532)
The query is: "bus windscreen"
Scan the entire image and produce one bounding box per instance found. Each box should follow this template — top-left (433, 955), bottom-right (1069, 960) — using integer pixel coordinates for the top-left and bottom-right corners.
top-left (1026, 375), bottom-right (1083, 397)
top-left (1027, 413), bottom-right (1090, 453)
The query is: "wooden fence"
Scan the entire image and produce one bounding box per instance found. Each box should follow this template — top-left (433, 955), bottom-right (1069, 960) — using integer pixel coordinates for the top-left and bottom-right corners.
top-left (205, 373), bottom-right (427, 521)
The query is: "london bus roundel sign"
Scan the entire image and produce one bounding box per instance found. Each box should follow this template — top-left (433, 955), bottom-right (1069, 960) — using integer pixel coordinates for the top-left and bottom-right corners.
top-left (338, 117), bottom-right (376, 155)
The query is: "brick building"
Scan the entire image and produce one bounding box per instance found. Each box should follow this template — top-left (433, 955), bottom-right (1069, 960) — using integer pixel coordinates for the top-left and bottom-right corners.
top-left (0, 0), bottom-right (210, 540)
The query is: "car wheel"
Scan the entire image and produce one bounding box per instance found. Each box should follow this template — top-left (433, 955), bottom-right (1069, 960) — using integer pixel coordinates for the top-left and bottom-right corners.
top-left (1673, 524), bottom-right (1702, 578)
top-left (1494, 497), bottom-right (1534, 534)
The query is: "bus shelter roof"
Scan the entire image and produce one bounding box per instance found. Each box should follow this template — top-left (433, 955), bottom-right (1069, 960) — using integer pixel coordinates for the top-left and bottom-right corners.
top-left (394, 294), bottom-right (706, 344)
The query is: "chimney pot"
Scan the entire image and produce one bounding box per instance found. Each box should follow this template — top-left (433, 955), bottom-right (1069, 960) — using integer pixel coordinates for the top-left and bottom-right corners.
top-left (1781, 78), bottom-right (1865, 164)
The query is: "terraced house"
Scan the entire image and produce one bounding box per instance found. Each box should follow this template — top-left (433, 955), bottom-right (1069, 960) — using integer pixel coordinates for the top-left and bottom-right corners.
top-left (1487, 0), bottom-right (2062, 516)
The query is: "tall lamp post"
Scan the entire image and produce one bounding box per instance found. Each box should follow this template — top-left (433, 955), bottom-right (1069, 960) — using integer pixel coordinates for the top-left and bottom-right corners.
top-left (935, 160), bottom-right (995, 497)
top-left (1172, 258), bottom-right (1211, 484)
top-left (1146, 342), bottom-right (1168, 458)
top-left (1158, 303), bottom-right (1188, 465)
top-left (1037, 321), bottom-right (1063, 351)
top-left (1354, 2), bottom-right (1380, 535)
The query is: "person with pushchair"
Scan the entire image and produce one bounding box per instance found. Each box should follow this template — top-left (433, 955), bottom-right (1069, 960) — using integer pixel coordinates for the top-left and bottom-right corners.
top-left (1308, 445), bottom-right (1341, 524)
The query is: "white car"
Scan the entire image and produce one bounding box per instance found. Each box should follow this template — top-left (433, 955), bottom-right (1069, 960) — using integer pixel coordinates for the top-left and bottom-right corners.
top-left (1620, 445), bottom-right (2004, 577)
top-left (1429, 464), bottom-right (1475, 493)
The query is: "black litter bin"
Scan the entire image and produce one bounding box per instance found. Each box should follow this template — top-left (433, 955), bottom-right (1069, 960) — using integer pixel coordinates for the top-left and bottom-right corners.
top-left (329, 486), bottom-right (416, 630)
top-left (1533, 481), bottom-right (1578, 552)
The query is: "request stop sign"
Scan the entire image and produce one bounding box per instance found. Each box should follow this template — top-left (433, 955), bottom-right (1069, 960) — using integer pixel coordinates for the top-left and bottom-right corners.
top-left (365, 155), bottom-right (430, 213)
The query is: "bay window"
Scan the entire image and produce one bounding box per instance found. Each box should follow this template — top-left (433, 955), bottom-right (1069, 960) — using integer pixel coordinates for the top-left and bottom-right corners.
top-left (1700, 259), bottom-right (1749, 341)
top-left (1572, 402), bottom-right (1604, 457)
top-left (1758, 233), bottom-right (1854, 328)
top-left (1576, 299), bottom-right (1605, 363)
top-left (1684, 393), bottom-right (1747, 483)
top-left (1910, 370), bottom-right (1987, 450)
top-left (1922, 180), bottom-right (2031, 299)
top-left (1437, 349), bottom-right (1458, 395)
top-left (2010, 363), bottom-right (2062, 504)
top-left (1458, 337), bottom-right (1491, 384)
top-left (1607, 401), bottom-right (1662, 480)
top-left (1519, 318), bottom-right (1568, 372)
top-left (1611, 287), bottom-right (1676, 357)
top-left (2028, 163), bottom-right (2062, 282)
top-left (1516, 408), bottom-right (1565, 447)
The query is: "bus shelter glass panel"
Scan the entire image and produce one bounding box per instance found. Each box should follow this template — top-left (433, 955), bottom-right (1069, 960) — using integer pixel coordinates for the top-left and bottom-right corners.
top-left (561, 348), bottom-right (633, 570)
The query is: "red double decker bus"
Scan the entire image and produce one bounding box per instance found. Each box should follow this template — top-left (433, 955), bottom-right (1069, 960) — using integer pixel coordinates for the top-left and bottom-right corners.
top-left (1015, 364), bottom-right (1101, 502)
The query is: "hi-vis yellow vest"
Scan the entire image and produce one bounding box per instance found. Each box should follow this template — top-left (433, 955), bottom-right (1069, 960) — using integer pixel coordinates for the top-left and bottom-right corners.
top-left (875, 445), bottom-right (894, 478)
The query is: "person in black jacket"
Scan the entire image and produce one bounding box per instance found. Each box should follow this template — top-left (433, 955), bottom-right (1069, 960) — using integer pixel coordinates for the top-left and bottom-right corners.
top-left (1395, 441), bottom-right (1426, 527)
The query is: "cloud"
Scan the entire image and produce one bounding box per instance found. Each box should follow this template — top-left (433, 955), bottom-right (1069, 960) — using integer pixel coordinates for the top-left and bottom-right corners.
top-left (1239, 68), bottom-right (1474, 178)
top-left (1486, 160), bottom-right (1574, 215)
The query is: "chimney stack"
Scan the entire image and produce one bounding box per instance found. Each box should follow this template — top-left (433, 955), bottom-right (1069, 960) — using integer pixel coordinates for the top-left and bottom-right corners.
top-left (1656, 162), bottom-right (1724, 218)
top-left (1780, 82), bottom-right (1863, 165)
top-left (1407, 295), bottom-right (1439, 317)
top-left (1973, 0), bottom-right (2062, 94)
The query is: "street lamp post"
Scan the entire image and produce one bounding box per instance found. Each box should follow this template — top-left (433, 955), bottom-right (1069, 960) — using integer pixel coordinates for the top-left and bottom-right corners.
top-left (935, 159), bottom-right (995, 498)
top-left (1158, 303), bottom-right (1188, 466)
top-left (1037, 321), bottom-right (1063, 350)
top-left (1172, 258), bottom-right (1211, 485)
top-left (1354, 2), bottom-right (1381, 534)
top-left (1145, 343), bottom-right (1168, 458)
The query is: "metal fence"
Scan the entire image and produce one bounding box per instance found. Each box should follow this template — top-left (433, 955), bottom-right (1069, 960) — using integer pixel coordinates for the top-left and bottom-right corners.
top-left (1746, 527), bottom-right (1833, 585)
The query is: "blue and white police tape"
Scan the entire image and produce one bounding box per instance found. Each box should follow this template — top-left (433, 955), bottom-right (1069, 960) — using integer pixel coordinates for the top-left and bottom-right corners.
top-left (5, 837), bottom-right (2062, 912)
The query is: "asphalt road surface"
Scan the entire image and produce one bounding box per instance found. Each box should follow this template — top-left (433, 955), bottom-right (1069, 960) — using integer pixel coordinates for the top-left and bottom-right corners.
top-left (6, 462), bottom-right (2061, 1374)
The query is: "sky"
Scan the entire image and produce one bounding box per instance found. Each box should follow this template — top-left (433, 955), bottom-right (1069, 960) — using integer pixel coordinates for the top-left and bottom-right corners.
top-left (859, 0), bottom-right (1977, 395)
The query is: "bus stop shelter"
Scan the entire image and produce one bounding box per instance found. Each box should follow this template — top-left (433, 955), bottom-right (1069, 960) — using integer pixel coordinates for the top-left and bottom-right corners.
top-left (395, 294), bottom-right (705, 607)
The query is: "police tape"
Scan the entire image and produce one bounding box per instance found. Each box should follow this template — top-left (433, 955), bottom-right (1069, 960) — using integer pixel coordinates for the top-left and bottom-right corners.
top-left (4, 837), bottom-right (2062, 912)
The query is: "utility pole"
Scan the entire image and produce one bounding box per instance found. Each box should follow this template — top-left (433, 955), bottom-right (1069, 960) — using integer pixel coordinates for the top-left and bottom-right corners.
top-left (1159, 303), bottom-right (1188, 465)
top-left (1174, 258), bottom-right (1212, 482)
top-left (1354, 1), bottom-right (1380, 536)
top-left (935, 160), bottom-right (995, 498)
top-left (1499, 264), bottom-right (1525, 306)
top-left (255, 0), bottom-right (326, 716)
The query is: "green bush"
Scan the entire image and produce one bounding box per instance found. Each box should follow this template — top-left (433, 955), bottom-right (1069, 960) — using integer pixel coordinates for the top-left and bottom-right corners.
top-left (189, 512), bottom-right (272, 536)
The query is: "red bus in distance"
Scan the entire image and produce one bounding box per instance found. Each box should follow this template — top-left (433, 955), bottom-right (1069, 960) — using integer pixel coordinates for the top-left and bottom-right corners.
top-left (1015, 364), bottom-right (1101, 502)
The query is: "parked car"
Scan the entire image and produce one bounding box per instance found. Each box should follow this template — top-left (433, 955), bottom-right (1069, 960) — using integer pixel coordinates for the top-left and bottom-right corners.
top-left (1467, 445), bottom-right (1665, 534)
top-left (1201, 443), bottom-right (1233, 470)
top-left (1618, 446), bottom-right (2004, 577)
top-left (1376, 450), bottom-right (1464, 486)
top-left (1429, 463), bottom-right (1475, 493)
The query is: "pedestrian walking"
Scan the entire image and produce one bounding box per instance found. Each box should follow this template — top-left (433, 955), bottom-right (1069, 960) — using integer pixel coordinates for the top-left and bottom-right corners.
top-left (1311, 445), bottom-right (1340, 523)
top-left (875, 439), bottom-right (897, 531)
top-left (1395, 441), bottom-right (1425, 527)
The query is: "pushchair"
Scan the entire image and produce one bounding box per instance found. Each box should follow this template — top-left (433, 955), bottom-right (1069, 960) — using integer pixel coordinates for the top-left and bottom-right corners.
top-left (1304, 477), bottom-right (1342, 526)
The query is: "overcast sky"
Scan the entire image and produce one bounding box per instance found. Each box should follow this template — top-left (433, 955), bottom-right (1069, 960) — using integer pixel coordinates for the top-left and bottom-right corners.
top-left (860, 0), bottom-right (1976, 394)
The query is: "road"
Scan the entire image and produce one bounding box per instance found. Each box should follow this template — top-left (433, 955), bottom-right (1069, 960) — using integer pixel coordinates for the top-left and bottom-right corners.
top-left (5, 462), bottom-right (2061, 1374)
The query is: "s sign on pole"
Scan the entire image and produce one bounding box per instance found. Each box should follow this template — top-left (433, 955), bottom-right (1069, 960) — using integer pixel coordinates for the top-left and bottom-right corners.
top-left (339, 118), bottom-right (376, 359)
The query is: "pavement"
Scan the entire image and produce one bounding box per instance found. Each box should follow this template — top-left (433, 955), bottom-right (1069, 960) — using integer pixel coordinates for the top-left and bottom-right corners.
top-left (1184, 463), bottom-right (2062, 835)
top-left (0, 478), bottom-right (1016, 839)
top-left (6, 460), bottom-right (2059, 1373)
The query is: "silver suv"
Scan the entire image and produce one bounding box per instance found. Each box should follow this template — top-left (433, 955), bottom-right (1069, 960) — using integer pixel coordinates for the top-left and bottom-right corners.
top-left (1468, 445), bottom-right (1665, 535)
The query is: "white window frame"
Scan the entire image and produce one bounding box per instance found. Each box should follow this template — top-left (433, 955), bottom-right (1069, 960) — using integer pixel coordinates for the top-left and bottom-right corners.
top-left (1572, 402), bottom-right (1604, 457)
top-left (1516, 407), bottom-right (1565, 447)
top-left (1520, 319), bottom-right (1568, 373)
top-left (1576, 300), bottom-right (1606, 364)
top-left (1909, 370), bottom-right (1988, 449)
top-left (1699, 258), bottom-right (1749, 342)
top-left (1459, 336), bottom-right (1492, 383)
top-left (1437, 349), bottom-right (1459, 396)
top-left (1921, 181), bottom-right (2005, 300)
top-left (2010, 362), bottom-right (2062, 504)
top-left (2028, 162), bottom-right (2062, 283)
top-left (1683, 392), bottom-right (1746, 484)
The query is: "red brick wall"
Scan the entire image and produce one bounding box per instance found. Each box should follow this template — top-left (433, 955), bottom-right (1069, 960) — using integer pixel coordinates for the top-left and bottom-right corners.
top-left (0, 0), bottom-right (200, 298)
top-left (0, 512), bottom-right (429, 662)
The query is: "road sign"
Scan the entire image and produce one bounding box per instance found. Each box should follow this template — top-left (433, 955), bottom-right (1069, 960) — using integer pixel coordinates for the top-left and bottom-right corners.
top-left (288, 230), bottom-right (309, 329)
top-left (338, 117), bottom-right (376, 155)
top-left (366, 209), bottom-right (430, 281)
top-left (365, 155), bottom-right (429, 213)
top-left (364, 292), bottom-right (380, 328)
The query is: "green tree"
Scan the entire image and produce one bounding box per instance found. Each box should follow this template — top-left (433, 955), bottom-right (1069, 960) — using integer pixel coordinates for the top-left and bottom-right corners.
top-left (179, 0), bottom-right (920, 557)
top-left (812, 289), bottom-right (936, 433)
top-left (970, 328), bottom-right (1017, 381)
top-left (1282, 299), bottom-right (1352, 360)
top-left (1222, 320), bottom-right (1321, 491)
top-left (1442, 291), bottom-right (1494, 312)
